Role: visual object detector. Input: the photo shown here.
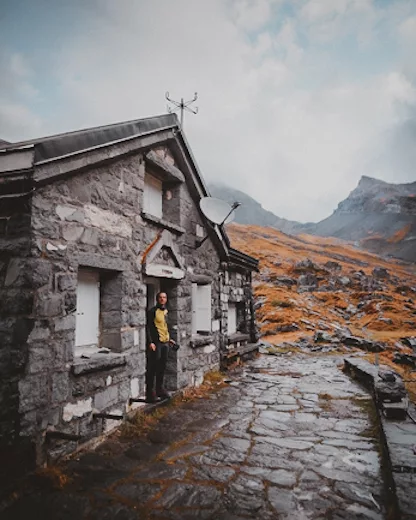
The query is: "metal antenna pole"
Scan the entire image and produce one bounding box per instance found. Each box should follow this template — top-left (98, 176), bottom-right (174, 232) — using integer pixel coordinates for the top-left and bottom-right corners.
top-left (165, 92), bottom-right (198, 129)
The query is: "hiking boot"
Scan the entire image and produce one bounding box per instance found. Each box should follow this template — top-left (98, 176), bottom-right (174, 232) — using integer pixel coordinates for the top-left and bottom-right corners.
top-left (145, 392), bottom-right (160, 404)
top-left (156, 388), bottom-right (170, 399)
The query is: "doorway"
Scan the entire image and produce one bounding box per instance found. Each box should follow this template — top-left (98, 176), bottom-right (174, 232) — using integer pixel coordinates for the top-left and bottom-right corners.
top-left (146, 277), bottom-right (160, 311)
top-left (144, 277), bottom-right (180, 390)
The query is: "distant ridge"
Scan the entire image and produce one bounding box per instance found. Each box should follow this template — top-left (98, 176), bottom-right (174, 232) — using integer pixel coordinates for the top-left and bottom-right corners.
top-left (207, 183), bottom-right (303, 235)
top-left (209, 177), bottom-right (416, 262)
top-left (309, 176), bottom-right (416, 262)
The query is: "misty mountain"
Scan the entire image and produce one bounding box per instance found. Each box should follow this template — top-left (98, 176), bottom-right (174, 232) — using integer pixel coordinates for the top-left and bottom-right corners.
top-left (309, 176), bottom-right (416, 262)
top-left (209, 177), bottom-right (416, 263)
top-left (207, 183), bottom-right (303, 235)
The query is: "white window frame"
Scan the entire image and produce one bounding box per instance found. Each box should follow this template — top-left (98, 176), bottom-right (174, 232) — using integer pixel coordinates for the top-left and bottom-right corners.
top-left (192, 283), bottom-right (212, 334)
top-left (144, 174), bottom-right (163, 218)
top-left (75, 269), bottom-right (101, 357)
top-left (227, 302), bottom-right (237, 335)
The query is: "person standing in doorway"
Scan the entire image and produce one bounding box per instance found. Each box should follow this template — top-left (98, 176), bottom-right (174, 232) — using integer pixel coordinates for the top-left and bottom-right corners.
top-left (146, 291), bottom-right (176, 403)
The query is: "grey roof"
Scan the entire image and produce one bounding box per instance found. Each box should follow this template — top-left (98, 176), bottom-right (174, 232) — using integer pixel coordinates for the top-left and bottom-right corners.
top-left (0, 112), bottom-right (258, 269)
top-left (1, 113), bottom-right (178, 163)
top-left (229, 247), bottom-right (259, 271)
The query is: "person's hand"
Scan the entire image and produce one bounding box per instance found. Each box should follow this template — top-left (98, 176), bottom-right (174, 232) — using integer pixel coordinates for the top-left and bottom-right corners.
top-left (169, 339), bottom-right (176, 346)
top-left (150, 343), bottom-right (156, 351)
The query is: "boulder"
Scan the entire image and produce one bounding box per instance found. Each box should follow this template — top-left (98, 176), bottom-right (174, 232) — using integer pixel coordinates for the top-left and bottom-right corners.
top-left (297, 273), bottom-right (318, 289)
top-left (377, 317), bottom-right (393, 325)
top-left (277, 323), bottom-right (300, 333)
top-left (346, 304), bottom-right (358, 315)
top-left (376, 370), bottom-right (407, 401)
top-left (372, 267), bottom-right (390, 279)
top-left (375, 370), bottom-right (408, 419)
top-left (393, 352), bottom-right (416, 368)
top-left (324, 261), bottom-right (341, 271)
top-left (352, 270), bottom-right (366, 280)
top-left (338, 276), bottom-right (351, 286)
top-left (314, 331), bottom-right (333, 343)
top-left (340, 335), bottom-right (385, 352)
top-left (295, 258), bottom-right (316, 271)
top-left (273, 276), bottom-right (297, 287)
top-left (395, 285), bottom-right (415, 295)
top-left (333, 325), bottom-right (353, 337)
top-left (401, 337), bottom-right (416, 351)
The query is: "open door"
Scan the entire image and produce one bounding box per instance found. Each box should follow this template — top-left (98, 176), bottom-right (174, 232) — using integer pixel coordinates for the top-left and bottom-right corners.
top-left (144, 277), bottom-right (179, 391)
top-left (146, 278), bottom-right (160, 311)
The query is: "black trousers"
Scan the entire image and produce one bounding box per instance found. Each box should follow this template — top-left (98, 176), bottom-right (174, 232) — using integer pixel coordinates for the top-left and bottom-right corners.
top-left (145, 341), bottom-right (169, 396)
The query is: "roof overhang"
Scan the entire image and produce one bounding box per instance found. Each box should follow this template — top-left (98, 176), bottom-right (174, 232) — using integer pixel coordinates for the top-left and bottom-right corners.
top-left (0, 146), bottom-right (34, 174)
top-left (229, 247), bottom-right (259, 272)
top-left (0, 114), bottom-right (258, 267)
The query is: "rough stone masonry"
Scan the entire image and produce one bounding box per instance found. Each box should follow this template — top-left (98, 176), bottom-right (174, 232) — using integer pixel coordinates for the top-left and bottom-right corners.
top-left (0, 114), bottom-right (258, 488)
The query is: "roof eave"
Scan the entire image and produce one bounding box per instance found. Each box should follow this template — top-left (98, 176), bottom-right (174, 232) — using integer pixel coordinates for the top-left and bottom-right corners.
top-left (229, 247), bottom-right (259, 271)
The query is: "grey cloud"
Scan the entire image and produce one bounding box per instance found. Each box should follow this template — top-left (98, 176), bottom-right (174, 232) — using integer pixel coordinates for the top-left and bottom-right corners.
top-left (1, 0), bottom-right (415, 221)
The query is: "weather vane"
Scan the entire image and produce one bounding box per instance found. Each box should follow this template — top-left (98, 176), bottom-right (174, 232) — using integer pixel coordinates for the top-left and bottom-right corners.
top-left (165, 92), bottom-right (198, 128)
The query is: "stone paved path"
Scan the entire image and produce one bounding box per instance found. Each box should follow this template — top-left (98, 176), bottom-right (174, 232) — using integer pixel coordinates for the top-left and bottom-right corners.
top-left (3, 354), bottom-right (388, 519)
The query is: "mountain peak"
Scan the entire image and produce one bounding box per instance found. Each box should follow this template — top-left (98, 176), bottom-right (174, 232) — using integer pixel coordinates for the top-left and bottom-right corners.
top-left (358, 175), bottom-right (387, 188)
top-left (207, 182), bottom-right (303, 234)
top-left (209, 178), bottom-right (415, 263)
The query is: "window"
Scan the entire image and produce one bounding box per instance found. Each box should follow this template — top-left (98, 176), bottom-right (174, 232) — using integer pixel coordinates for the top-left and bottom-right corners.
top-left (75, 269), bottom-right (100, 356)
top-left (74, 268), bottom-right (123, 357)
top-left (196, 224), bottom-right (205, 238)
top-left (236, 302), bottom-right (247, 333)
top-left (227, 303), bottom-right (237, 335)
top-left (192, 283), bottom-right (212, 334)
top-left (144, 174), bottom-right (163, 218)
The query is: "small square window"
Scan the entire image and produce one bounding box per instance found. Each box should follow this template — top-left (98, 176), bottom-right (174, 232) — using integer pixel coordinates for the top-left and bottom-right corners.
top-left (196, 224), bottom-right (205, 238)
top-left (144, 174), bottom-right (163, 218)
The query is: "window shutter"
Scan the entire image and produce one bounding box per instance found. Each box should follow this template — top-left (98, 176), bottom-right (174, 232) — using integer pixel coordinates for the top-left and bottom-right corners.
top-left (228, 303), bottom-right (237, 334)
top-left (75, 270), bottom-right (100, 347)
top-left (197, 284), bottom-right (211, 332)
top-left (192, 283), bottom-right (211, 333)
top-left (191, 283), bottom-right (197, 334)
top-left (144, 175), bottom-right (163, 218)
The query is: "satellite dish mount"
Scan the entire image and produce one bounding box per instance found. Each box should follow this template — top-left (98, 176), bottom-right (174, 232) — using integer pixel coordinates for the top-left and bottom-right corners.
top-left (196, 197), bottom-right (241, 248)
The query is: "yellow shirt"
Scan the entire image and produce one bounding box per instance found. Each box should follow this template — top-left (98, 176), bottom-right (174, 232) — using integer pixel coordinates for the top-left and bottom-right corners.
top-left (154, 308), bottom-right (170, 342)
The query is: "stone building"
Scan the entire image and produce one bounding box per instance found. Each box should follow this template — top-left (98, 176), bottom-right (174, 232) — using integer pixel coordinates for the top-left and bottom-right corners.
top-left (0, 114), bottom-right (258, 482)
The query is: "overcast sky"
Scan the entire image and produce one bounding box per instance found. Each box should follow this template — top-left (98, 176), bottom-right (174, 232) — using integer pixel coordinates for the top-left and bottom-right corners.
top-left (1, 0), bottom-right (415, 222)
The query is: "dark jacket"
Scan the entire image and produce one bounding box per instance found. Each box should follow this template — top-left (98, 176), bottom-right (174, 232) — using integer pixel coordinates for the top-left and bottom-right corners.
top-left (146, 305), bottom-right (172, 345)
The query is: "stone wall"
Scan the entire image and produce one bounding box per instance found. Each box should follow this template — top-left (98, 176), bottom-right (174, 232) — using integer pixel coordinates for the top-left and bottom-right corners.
top-left (0, 189), bottom-right (37, 487)
top-left (0, 139), bottom-right (258, 477)
top-left (3, 145), bottom-right (232, 466)
top-left (221, 268), bottom-right (257, 352)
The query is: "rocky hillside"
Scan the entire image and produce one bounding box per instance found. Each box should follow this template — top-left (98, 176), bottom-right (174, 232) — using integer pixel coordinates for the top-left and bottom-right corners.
top-left (227, 223), bottom-right (416, 397)
top-left (308, 176), bottom-right (416, 262)
top-left (210, 177), bottom-right (416, 262)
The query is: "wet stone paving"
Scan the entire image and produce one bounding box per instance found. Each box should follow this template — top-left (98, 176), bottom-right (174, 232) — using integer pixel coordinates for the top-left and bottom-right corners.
top-left (4, 354), bottom-right (388, 519)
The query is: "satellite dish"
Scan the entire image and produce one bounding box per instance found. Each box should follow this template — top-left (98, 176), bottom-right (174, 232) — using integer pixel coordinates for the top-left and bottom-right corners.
top-left (200, 197), bottom-right (241, 225)
top-left (196, 197), bottom-right (241, 248)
